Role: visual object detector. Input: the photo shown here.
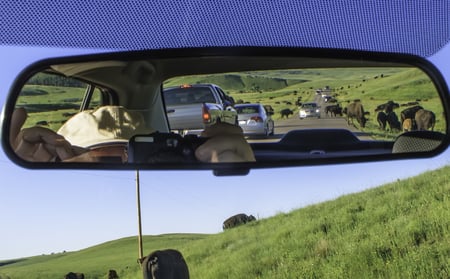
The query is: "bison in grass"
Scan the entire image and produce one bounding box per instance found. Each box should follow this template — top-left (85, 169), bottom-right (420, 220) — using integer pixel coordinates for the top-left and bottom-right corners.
top-left (415, 109), bottom-right (436, 131)
top-left (222, 213), bottom-right (256, 230)
top-left (64, 272), bottom-right (85, 279)
top-left (400, 105), bottom-right (423, 130)
top-left (386, 111), bottom-right (401, 131)
top-left (377, 111), bottom-right (387, 130)
top-left (344, 101), bottom-right (367, 128)
top-left (325, 104), bottom-right (342, 117)
top-left (142, 249), bottom-right (189, 279)
top-left (376, 101), bottom-right (400, 130)
top-left (280, 108), bottom-right (294, 118)
top-left (108, 269), bottom-right (119, 279)
top-left (402, 118), bottom-right (413, 131)
top-left (375, 100), bottom-right (399, 113)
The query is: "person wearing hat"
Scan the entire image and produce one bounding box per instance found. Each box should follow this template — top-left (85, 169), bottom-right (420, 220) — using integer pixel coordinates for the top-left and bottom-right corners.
top-left (10, 106), bottom-right (255, 163)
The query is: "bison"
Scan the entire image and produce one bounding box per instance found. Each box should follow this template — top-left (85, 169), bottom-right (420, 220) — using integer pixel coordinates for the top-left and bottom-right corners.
top-left (415, 109), bottom-right (435, 131)
top-left (344, 101), bottom-right (367, 128)
top-left (35, 120), bottom-right (49, 126)
top-left (64, 272), bottom-right (85, 279)
top-left (223, 213), bottom-right (256, 230)
top-left (402, 118), bottom-right (413, 131)
top-left (325, 104), bottom-right (342, 117)
top-left (280, 108), bottom-right (294, 118)
top-left (142, 249), bottom-right (189, 279)
top-left (400, 105), bottom-right (423, 127)
top-left (377, 111), bottom-right (387, 130)
top-left (386, 111), bottom-right (401, 131)
top-left (108, 269), bottom-right (119, 279)
top-left (374, 100), bottom-right (399, 113)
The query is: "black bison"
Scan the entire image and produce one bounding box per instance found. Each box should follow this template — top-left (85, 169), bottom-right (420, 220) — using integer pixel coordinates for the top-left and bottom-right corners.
top-left (377, 111), bottom-right (387, 130)
top-left (375, 100), bottom-right (399, 113)
top-left (376, 101), bottom-right (401, 130)
top-left (64, 272), bottom-right (85, 279)
top-left (386, 111), bottom-right (401, 131)
top-left (142, 249), bottom-right (189, 279)
top-left (325, 104), bottom-right (342, 117)
top-left (222, 213), bottom-right (256, 230)
top-left (385, 101), bottom-right (400, 113)
top-left (415, 109), bottom-right (435, 131)
top-left (36, 120), bottom-right (49, 126)
top-left (280, 108), bottom-right (294, 118)
top-left (400, 105), bottom-right (423, 128)
top-left (344, 101), bottom-right (367, 128)
top-left (108, 269), bottom-right (119, 279)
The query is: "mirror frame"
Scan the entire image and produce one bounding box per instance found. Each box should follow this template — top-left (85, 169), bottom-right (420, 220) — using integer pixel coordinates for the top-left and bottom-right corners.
top-left (2, 47), bottom-right (450, 174)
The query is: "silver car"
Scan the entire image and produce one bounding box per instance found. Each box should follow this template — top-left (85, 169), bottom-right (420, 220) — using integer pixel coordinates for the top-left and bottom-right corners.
top-left (235, 104), bottom-right (275, 137)
top-left (299, 102), bottom-right (321, 119)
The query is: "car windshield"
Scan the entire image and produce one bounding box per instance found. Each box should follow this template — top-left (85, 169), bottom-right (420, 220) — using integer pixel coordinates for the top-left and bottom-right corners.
top-left (302, 103), bottom-right (316, 109)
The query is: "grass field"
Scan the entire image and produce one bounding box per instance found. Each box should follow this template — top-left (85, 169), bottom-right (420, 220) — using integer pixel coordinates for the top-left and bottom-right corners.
top-left (1, 165), bottom-right (449, 279)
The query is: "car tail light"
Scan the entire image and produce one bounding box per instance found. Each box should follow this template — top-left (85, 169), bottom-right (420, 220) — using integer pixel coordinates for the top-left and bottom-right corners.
top-left (202, 104), bottom-right (211, 123)
top-left (250, 116), bottom-right (263, 122)
top-left (180, 84), bottom-right (192, 88)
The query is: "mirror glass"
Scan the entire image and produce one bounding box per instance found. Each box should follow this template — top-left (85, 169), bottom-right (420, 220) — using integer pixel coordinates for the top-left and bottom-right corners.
top-left (6, 55), bottom-right (448, 166)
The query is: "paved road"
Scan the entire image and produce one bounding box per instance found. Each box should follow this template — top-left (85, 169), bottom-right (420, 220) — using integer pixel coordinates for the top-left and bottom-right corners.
top-left (248, 95), bottom-right (372, 143)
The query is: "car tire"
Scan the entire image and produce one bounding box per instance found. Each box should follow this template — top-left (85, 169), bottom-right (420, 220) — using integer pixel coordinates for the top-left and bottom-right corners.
top-left (264, 125), bottom-right (269, 137)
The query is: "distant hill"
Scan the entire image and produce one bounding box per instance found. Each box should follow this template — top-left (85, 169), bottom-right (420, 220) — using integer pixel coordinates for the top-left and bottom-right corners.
top-left (164, 73), bottom-right (292, 92)
top-left (1, 165), bottom-right (449, 278)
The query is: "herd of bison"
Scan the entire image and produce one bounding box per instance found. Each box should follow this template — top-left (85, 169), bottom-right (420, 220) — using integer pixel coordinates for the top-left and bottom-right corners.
top-left (335, 100), bottom-right (436, 132)
top-left (280, 98), bottom-right (436, 133)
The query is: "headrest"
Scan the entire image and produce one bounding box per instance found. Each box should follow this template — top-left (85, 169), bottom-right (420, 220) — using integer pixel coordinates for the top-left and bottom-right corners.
top-left (58, 106), bottom-right (154, 147)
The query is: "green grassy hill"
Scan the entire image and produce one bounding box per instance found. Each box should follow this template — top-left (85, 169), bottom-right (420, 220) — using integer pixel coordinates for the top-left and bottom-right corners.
top-left (1, 165), bottom-right (449, 279)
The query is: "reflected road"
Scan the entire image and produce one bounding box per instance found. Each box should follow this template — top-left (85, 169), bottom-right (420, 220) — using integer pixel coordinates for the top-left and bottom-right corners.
top-left (247, 110), bottom-right (372, 143)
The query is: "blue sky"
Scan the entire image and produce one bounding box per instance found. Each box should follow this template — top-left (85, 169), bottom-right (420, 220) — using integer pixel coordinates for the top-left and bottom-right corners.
top-left (0, 45), bottom-right (449, 260)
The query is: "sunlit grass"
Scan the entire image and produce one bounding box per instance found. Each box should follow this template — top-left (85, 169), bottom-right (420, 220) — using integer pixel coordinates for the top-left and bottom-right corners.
top-left (1, 166), bottom-right (449, 278)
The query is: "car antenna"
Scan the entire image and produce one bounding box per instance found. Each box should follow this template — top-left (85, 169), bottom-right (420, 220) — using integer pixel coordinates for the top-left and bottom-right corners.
top-left (135, 169), bottom-right (144, 265)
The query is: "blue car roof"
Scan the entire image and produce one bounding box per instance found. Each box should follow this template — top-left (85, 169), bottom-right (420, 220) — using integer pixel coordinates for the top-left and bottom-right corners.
top-left (1, 1), bottom-right (448, 57)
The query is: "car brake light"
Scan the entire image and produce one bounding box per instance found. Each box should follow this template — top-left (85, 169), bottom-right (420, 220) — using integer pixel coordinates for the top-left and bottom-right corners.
top-left (250, 116), bottom-right (263, 122)
top-left (180, 84), bottom-right (192, 88)
top-left (202, 104), bottom-right (211, 123)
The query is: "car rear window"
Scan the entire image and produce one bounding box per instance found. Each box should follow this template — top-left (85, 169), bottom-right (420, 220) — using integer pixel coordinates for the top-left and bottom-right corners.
top-left (236, 106), bottom-right (260, 114)
top-left (163, 87), bottom-right (215, 105)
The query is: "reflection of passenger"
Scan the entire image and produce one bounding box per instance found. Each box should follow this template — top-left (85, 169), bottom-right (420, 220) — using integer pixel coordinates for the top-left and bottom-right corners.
top-left (10, 106), bottom-right (255, 163)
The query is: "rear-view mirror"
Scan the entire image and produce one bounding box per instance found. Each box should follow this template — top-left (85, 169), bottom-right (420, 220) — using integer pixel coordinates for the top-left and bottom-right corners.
top-left (1, 47), bottom-right (449, 173)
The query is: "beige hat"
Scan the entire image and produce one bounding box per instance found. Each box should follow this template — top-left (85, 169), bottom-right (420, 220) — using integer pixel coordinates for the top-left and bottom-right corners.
top-left (58, 106), bottom-right (154, 148)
